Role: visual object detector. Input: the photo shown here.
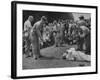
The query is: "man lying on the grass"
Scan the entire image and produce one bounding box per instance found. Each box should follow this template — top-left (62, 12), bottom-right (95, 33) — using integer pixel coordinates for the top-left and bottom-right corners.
top-left (62, 48), bottom-right (91, 61)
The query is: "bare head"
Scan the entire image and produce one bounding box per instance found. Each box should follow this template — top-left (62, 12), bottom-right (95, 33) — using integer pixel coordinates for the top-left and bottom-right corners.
top-left (28, 16), bottom-right (34, 22)
top-left (53, 20), bottom-right (57, 25)
top-left (66, 48), bottom-right (75, 54)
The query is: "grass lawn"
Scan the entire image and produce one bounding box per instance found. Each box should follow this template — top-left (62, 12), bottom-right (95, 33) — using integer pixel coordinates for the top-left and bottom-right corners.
top-left (23, 44), bottom-right (90, 69)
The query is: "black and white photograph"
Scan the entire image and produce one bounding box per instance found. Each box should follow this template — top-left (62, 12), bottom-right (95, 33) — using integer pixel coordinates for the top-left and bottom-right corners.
top-left (11, 1), bottom-right (97, 79)
top-left (23, 10), bottom-right (91, 69)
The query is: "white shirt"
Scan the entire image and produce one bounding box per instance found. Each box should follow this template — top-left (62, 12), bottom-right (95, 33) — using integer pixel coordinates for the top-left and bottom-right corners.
top-left (24, 20), bottom-right (32, 37)
top-left (24, 20), bottom-right (32, 32)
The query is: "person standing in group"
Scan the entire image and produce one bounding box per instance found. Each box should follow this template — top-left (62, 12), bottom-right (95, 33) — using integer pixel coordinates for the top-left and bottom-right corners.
top-left (30, 16), bottom-right (47, 60)
top-left (59, 21), bottom-right (65, 45)
top-left (52, 20), bottom-right (57, 46)
top-left (77, 16), bottom-right (90, 53)
top-left (54, 20), bottom-right (63, 47)
top-left (23, 16), bottom-right (34, 58)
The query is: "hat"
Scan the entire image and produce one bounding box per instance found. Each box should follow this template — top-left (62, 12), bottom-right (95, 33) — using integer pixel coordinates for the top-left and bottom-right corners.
top-left (28, 16), bottom-right (34, 20)
top-left (41, 16), bottom-right (47, 22)
top-left (79, 16), bottom-right (84, 20)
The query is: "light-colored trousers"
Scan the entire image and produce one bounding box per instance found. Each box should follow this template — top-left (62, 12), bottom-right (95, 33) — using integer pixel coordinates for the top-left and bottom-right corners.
top-left (30, 31), bottom-right (41, 58)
